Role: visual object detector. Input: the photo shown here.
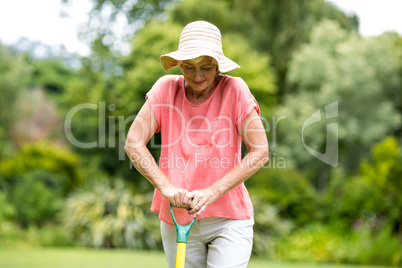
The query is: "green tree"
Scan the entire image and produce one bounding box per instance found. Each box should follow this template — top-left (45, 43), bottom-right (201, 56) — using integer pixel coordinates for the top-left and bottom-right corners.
top-left (61, 0), bottom-right (176, 73)
top-left (276, 20), bottom-right (401, 188)
top-left (247, 168), bottom-right (316, 225)
top-left (359, 137), bottom-right (402, 232)
top-left (170, 0), bottom-right (359, 102)
top-left (12, 87), bottom-right (65, 146)
top-left (60, 66), bottom-right (120, 178)
top-left (29, 58), bottom-right (77, 94)
top-left (0, 44), bottom-right (31, 158)
top-left (384, 32), bottom-right (402, 136)
top-left (324, 137), bottom-right (402, 233)
top-left (62, 0), bottom-right (357, 101)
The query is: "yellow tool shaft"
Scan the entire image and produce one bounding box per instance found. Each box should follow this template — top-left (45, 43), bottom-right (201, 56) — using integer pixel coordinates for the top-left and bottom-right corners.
top-left (175, 242), bottom-right (187, 268)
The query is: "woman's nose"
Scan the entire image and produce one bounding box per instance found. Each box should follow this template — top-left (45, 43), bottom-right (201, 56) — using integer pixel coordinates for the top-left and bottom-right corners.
top-left (194, 70), bottom-right (203, 80)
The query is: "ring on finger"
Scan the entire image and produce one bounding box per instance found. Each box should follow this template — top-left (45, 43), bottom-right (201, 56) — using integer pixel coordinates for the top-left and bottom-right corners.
top-left (196, 203), bottom-right (201, 209)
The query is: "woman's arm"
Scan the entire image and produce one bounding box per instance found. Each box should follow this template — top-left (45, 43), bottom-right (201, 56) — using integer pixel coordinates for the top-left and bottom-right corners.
top-left (185, 109), bottom-right (269, 216)
top-left (124, 102), bottom-right (188, 207)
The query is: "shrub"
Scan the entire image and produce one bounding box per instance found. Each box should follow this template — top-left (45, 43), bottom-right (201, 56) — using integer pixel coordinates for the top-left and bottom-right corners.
top-left (0, 141), bottom-right (82, 195)
top-left (344, 223), bottom-right (402, 266)
top-left (0, 221), bottom-right (27, 247)
top-left (247, 168), bottom-right (316, 225)
top-left (252, 196), bottom-right (294, 257)
top-left (9, 169), bottom-right (64, 227)
top-left (0, 190), bottom-right (15, 221)
top-left (322, 137), bottom-right (402, 230)
top-left (63, 179), bottom-right (161, 250)
top-left (275, 222), bottom-right (402, 266)
top-left (0, 222), bottom-right (75, 248)
top-left (26, 224), bottom-right (76, 247)
top-left (276, 223), bottom-right (345, 263)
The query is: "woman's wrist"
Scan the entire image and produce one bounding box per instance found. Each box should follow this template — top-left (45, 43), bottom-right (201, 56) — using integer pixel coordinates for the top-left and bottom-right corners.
top-left (209, 184), bottom-right (223, 200)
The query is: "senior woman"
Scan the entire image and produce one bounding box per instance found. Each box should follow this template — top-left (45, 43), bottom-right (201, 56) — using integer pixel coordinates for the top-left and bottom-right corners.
top-left (125, 21), bottom-right (269, 268)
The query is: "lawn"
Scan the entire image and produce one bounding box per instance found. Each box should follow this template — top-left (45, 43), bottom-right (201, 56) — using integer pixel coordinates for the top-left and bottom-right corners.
top-left (0, 248), bottom-right (393, 268)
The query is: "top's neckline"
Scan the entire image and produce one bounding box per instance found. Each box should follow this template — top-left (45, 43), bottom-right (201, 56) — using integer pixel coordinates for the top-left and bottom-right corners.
top-left (182, 75), bottom-right (226, 107)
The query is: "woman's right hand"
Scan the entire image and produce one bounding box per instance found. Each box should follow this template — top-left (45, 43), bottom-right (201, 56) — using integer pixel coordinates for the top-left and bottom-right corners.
top-left (160, 184), bottom-right (189, 208)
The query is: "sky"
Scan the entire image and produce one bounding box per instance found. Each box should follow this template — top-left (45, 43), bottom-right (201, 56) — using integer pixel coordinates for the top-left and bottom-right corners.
top-left (0, 0), bottom-right (401, 56)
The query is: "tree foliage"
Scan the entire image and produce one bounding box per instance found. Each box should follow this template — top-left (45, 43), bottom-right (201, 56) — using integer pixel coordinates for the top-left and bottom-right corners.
top-left (61, 0), bottom-right (176, 72)
top-left (170, 0), bottom-right (359, 100)
top-left (0, 44), bottom-right (31, 158)
top-left (0, 141), bottom-right (82, 194)
top-left (1, 1), bottom-right (402, 262)
top-left (0, 141), bottom-right (82, 227)
top-left (276, 20), bottom-right (401, 187)
top-left (247, 168), bottom-right (316, 225)
top-left (324, 137), bottom-right (402, 233)
top-left (9, 169), bottom-right (64, 227)
top-left (12, 88), bottom-right (64, 146)
top-left (29, 58), bottom-right (76, 93)
top-left (62, 0), bottom-right (358, 101)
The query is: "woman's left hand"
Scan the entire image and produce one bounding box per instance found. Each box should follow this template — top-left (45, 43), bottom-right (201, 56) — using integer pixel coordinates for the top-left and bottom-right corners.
top-left (183, 186), bottom-right (221, 218)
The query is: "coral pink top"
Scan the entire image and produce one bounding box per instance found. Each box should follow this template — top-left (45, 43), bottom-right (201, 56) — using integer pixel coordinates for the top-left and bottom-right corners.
top-left (146, 75), bottom-right (260, 225)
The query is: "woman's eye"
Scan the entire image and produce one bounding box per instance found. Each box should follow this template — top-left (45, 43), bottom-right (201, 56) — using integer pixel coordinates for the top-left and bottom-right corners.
top-left (185, 66), bottom-right (194, 70)
top-left (202, 66), bottom-right (213, 70)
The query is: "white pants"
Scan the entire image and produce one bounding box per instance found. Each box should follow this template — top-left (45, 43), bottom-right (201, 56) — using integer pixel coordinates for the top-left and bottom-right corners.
top-left (161, 217), bottom-right (254, 268)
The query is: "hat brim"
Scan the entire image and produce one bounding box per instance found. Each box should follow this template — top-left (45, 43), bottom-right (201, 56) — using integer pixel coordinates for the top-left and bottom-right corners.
top-left (160, 48), bottom-right (240, 73)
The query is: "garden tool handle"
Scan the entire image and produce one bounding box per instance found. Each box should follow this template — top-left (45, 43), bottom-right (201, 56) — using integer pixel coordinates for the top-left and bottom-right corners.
top-left (170, 204), bottom-right (197, 268)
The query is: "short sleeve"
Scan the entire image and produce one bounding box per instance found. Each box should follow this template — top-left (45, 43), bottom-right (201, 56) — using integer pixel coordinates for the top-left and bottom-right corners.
top-left (145, 75), bottom-right (178, 132)
top-left (235, 78), bottom-right (260, 131)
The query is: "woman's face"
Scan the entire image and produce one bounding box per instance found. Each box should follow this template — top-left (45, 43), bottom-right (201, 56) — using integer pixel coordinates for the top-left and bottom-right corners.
top-left (180, 57), bottom-right (219, 93)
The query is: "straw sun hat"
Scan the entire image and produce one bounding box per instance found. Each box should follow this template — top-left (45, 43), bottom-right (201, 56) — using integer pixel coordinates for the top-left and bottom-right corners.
top-left (160, 21), bottom-right (240, 73)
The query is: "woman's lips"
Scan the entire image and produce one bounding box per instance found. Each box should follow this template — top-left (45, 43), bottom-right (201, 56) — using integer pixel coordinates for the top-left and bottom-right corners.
top-left (193, 80), bottom-right (205, 85)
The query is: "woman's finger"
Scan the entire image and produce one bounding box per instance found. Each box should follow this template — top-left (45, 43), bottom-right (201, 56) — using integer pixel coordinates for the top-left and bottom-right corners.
top-left (183, 192), bottom-right (194, 208)
top-left (195, 204), bottom-right (206, 218)
top-left (188, 198), bottom-right (203, 215)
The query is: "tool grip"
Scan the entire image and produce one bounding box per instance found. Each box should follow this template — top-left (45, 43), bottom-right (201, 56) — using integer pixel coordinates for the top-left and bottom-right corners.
top-left (175, 242), bottom-right (187, 268)
top-left (169, 204), bottom-right (197, 243)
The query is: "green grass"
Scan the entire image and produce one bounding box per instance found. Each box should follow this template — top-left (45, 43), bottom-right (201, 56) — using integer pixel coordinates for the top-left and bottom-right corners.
top-left (0, 248), bottom-right (393, 268)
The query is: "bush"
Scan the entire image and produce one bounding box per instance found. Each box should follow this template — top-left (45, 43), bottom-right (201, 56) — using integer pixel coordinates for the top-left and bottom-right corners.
top-left (0, 141), bottom-right (82, 195)
top-left (63, 179), bottom-right (161, 250)
top-left (0, 222), bottom-right (75, 248)
top-left (275, 222), bottom-right (402, 266)
top-left (344, 223), bottom-right (402, 266)
top-left (0, 221), bottom-right (27, 247)
top-left (0, 190), bottom-right (15, 221)
top-left (9, 169), bottom-right (64, 227)
top-left (25, 224), bottom-right (76, 247)
top-left (252, 196), bottom-right (294, 257)
top-left (276, 223), bottom-right (345, 263)
top-left (247, 168), bottom-right (316, 225)
top-left (0, 141), bottom-right (82, 227)
top-left (322, 137), bottom-right (402, 230)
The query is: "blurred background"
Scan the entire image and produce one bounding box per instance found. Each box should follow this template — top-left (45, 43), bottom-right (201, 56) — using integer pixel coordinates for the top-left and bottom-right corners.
top-left (0, 0), bottom-right (401, 266)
